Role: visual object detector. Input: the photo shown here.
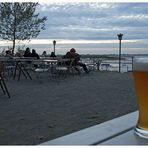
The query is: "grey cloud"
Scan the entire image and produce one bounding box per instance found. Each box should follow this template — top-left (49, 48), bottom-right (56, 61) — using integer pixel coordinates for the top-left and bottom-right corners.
top-left (37, 2), bottom-right (148, 41)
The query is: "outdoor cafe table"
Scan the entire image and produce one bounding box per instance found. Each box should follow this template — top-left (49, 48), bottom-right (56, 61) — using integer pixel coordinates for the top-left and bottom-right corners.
top-left (40, 111), bottom-right (148, 145)
top-left (12, 58), bottom-right (69, 80)
top-left (13, 58), bottom-right (60, 80)
top-left (43, 59), bottom-right (58, 65)
top-left (33, 59), bottom-right (58, 74)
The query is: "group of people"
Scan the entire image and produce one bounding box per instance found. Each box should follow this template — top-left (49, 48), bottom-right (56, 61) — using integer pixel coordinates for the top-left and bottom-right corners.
top-left (5, 47), bottom-right (40, 59)
top-left (41, 48), bottom-right (89, 74)
top-left (5, 47), bottom-right (89, 74)
top-left (42, 51), bottom-right (56, 58)
top-left (23, 47), bottom-right (89, 74)
top-left (24, 47), bottom-right (40, 59)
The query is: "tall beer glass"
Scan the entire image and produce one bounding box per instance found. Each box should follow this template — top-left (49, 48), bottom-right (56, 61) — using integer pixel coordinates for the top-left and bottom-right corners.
top-left (133, 57), bottom-right (148, 138)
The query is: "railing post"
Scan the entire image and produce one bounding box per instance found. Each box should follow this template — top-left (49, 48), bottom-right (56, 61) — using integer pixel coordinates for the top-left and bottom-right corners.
top-left (97, 60), bottom-right (101, 71)
top-left (119, 39), bottom-right (121, 73)
top-left (131, 56), bottom-right (134, 71)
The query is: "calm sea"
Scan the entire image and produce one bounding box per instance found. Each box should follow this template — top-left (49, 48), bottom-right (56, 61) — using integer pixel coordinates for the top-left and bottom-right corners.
top-left (1, 42), bottom-right (148, 55)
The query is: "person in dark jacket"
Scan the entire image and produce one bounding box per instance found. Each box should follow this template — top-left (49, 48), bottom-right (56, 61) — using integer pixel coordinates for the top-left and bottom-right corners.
top-left (50, 52), bottom-right (56, 58)
top-left (66, 48), bottom-right (89, 74)
top-left (31, 49), bottom-right (40, 59)
top-left (24, 47), bottom-right (32, 57)
top-left (31, 49), bottom-right (40, 68)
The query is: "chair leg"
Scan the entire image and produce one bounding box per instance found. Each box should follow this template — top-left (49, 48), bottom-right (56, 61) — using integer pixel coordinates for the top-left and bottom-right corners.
top-left (0, 81), bottom-right (6, 94)
top-left (0, 76), bottom-right (10, 98)
top-left (0, 63), bottom-right (11, 98)
top-left (23, 66), bottom-right (32, 80)
top-left (18, 64), bottom-right (32, 81)
top-left (1, 79), bottom-right (10, 98)
top-left (18, 67), bottom-right (22, 81)
top-left (18, 65), bottom-right (28, 81)
top-left (13, 62), bottom-right (18, 80)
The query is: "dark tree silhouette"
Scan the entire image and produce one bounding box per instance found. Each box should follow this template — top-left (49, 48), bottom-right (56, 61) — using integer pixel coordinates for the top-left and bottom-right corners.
top-left (0, 2), bottom-right (47, 54)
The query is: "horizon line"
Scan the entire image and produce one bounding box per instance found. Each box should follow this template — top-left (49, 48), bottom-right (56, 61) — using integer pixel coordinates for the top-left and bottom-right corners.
top-left (0, 38), bottom-right (142, 46)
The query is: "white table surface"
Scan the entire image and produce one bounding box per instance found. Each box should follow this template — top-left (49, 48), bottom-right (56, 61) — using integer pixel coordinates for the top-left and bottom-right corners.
top-left (100, 129), bottom-right (148, 145)
top-left (40, 111), bottom-right (148, 145)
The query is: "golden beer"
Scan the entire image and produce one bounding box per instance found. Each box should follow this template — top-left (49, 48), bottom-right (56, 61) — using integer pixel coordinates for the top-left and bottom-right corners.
top-left (133, 57), bottom-right (148, 138)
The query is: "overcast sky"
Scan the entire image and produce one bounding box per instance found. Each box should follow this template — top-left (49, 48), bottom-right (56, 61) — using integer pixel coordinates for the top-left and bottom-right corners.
top-left (1, 2), bottom-right (148, 54)
top-left (34, 2), bottom-right (148, 54)
top-left (37, 3), bottom-right (148, 40)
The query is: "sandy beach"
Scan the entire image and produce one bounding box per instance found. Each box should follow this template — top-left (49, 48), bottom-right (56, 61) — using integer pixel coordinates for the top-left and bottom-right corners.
top-left (0, 70), bottom-right (138, 145)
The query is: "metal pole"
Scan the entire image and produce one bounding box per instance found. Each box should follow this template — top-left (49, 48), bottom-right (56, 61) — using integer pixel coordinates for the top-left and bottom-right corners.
top-left (132, 56), bottom-right (134, 71)
top-left (119, 39), bottom-right (121, 73)
top-left (54, 44), bottom-right (55, 54)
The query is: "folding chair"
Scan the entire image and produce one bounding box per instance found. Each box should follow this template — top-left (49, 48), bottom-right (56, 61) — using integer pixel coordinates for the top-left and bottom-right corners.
top-left (0, 62), bottom-right (10, 98)
top-left (55, 59), bottom-right (75, 76)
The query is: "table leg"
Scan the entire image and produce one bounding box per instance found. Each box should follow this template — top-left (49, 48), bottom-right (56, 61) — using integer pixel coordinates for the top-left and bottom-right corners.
top-left (22, 65), bottom-right (32, 80)
top-left (13, 62), bottom-right (19, 80)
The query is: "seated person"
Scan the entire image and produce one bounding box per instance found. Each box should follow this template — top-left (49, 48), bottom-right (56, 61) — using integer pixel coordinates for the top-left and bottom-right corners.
top-left (24, 47), bottom-right (32, 57)
top-left (5, 50), bottom-right (14, 68)
top-left (31, 49), bottom-right (40, 59)
top-left (50, 52), bottom-right (56, 58)
top-left (66, 48), bottom-right (89, 74)
top-left (62, 52), bottom-right (71, 66)
top-left (31, 49), bottom-right (40, 68)
top-left (5, 50), bottom-right (13, 59)
top-left (42, 51), bottom-right (47, 57)
top-left (63, 52), bottom-right (70, 59)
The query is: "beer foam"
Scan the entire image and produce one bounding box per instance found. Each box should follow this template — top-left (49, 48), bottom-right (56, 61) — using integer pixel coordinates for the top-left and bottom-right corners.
top-left (134, 58), bottom-right (148, 71)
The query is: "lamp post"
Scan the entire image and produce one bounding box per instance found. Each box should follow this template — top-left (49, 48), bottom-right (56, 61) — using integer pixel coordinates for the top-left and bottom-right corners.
top-left (117, 33), bottom-right (123, 73)
top-left (53, 40), bottom-right (56, 55)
